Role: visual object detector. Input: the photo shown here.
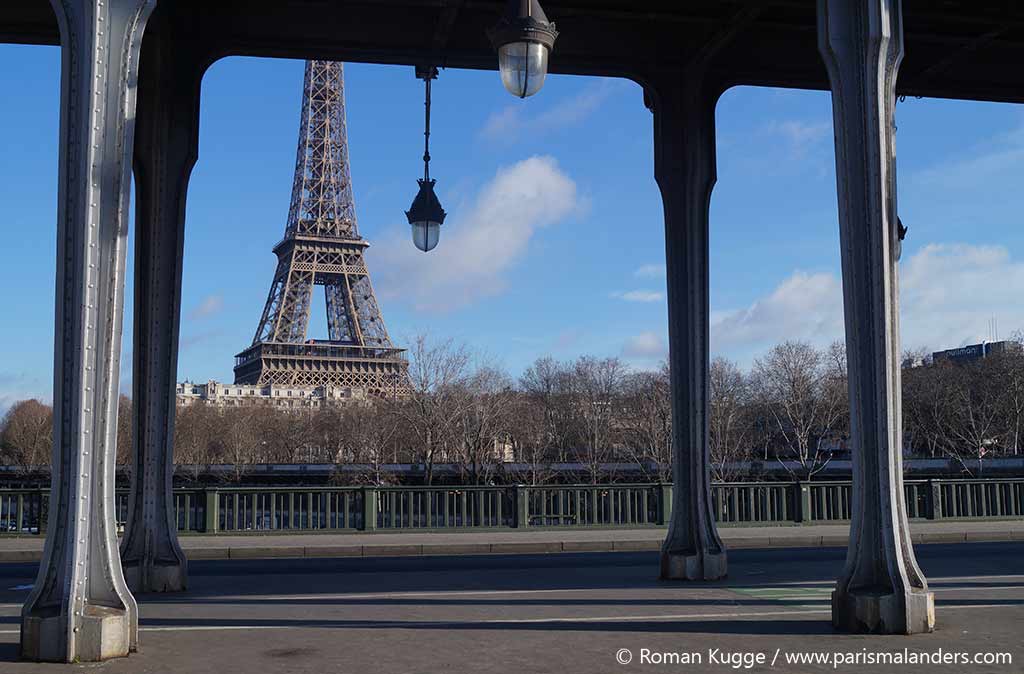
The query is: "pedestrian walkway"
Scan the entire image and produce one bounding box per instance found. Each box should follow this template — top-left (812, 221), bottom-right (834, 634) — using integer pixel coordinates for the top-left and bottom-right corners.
top-left (0, 519), bottom-right (1020, 562)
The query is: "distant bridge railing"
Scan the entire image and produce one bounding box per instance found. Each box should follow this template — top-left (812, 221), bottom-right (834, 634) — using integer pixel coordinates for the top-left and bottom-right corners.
top-left (0, 479), bottom-right (1021, 535)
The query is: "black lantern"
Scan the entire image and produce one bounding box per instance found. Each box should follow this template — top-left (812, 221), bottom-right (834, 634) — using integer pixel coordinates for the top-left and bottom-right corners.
top-left (407, 179), bottom-right (445, 252)
top-left (406, 66), bottom-right (446, 252)
top-left (488, 0), bottom-right (559, 98)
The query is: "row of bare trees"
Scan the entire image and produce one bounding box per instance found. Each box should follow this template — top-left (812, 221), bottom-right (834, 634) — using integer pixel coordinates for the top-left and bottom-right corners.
top-left (3, 337), bottom-right (1023, 483)
top-left (902, 345), bottom-right (1024, 472)
top-left (704, 341), bottom-right (848, 480)
top-left (0, 396), bottom-right (133, 468)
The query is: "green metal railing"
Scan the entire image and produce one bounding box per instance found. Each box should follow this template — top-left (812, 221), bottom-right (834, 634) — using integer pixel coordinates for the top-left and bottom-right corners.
top-left (0, 478), bottom-right (1021, 535)
top-left (0, 491), bottom-right (42, 534)
top-left (711, 482), bottom-right (794, 524)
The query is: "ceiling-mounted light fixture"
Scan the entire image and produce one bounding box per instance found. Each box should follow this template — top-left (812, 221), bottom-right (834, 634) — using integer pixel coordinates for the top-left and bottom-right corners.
top-left (488, 0), bottom-right (559, 99)
top-left (406, 66), bottom-right (446, 252)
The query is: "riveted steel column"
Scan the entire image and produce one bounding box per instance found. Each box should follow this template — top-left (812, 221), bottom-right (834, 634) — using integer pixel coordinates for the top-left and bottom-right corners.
top-left (120, 5), bottom-right (202, 594)
top-left (649, 70), bottom-right (726, 581)
top-left (818, 0), bottom-right (934, 634)
top-left (21, 0), bottom-right (156, 662)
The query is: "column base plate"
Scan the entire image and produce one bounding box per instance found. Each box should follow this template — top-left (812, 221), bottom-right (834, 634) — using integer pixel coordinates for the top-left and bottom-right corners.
top-left (659, 548), bottom-right (727, 580)
top-left (123, 560), bottom-right (187, 593)
top-left (22, 604), bottom-right (133, 662)
top-left (832, 588), bottom-right (935, 634)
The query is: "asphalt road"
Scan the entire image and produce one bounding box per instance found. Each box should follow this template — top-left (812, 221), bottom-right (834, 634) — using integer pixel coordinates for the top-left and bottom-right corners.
top-left (0, 543), bottom-right (1020, 673)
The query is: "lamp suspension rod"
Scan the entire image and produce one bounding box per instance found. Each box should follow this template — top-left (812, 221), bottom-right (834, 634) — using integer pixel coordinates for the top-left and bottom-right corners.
top-left (423, 73), bottom-right (432, 182)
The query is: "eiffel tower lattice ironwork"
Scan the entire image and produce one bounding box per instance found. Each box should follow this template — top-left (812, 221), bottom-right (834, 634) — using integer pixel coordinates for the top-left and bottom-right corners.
top-left (234, 60), bottom-right (408, 396)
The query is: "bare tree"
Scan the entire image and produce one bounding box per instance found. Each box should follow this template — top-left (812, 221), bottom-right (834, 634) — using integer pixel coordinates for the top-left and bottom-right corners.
top-left (315, 405), bottom-right (361, 465)
top-left (751, 341), bottom-right (846, 479)
top-left (903, 358), bottom-right (957, 459)
top-left (330, 403), bottom-right (401, 485)
top-left (519, 357), bottom-right (574, 461)
top-left (901, 346), bottom-right (932, 370)
top-left (619, 364), bottom-right (672, 482)
top-left (824, 340), bottom-right (850, 445)
top-left (504, 391), bottom-right (556, 485)
top-left (454, 365), bottom-right (516, 485)
top-left (0, 399), bottom-right (53, 470)
top-left (116, 395), bottom-right (132, 467)
top-left (991, 338), bottom-right (1024, 455)
top-left (570, 356), bottom-right (628, 483)
top-left (173, 403), bottom-right (218, 481)
top-left (256, 407), bottom-right (317, 463)
top-left (216, 407), bottom-right (262, 482)
top-left (395, 334), bottom-right (473, 484)
top-left (708, 357), bottom-right (752, 482)
top-left (945, 356), bottom-right (1003, 474)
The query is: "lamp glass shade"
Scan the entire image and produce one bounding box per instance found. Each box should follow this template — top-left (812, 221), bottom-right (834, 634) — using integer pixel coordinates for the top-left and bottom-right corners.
top-left (498, 42), bottom-right (549, 98)
top-left (411, 221), bottom-right (441, 252)
top-left (405, 178), bottom-right (446, 252)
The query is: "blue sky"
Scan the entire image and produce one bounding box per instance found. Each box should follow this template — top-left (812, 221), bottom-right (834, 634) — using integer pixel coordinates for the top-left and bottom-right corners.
top-left (3, 44), bottom-right (1024, 413)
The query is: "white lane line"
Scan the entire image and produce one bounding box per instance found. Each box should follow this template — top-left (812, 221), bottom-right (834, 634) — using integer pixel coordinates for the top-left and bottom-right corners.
top-left (477, 609), bottom-right (831, 623)
top-left (0, 603), bottom-right (1016, 635)
top-left (932, 574), bottom-right (1024, 582)
top-left (739, 585), bottom-right (1024, 599)
top-left (128, 580), bottom-right (1024, 603)
top-left (733, 574), bottom-right (1024, 588)
top-left (0, 609), bottom-right (831, 635)
top-left (0, 587), bottom-right (706, 610)
top-left (163, 587), bottom-right (657, 602)
top-left (481, 604), bottom-right (1020, 623)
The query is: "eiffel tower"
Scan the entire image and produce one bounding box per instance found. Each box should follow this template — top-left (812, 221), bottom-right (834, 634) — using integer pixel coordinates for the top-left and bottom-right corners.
top-left (234, 60), bottom-right (407, 397)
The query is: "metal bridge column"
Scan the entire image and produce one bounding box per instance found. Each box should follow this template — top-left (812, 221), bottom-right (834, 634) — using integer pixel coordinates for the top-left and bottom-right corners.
top-left (818, 0), bottom-right (934, 634)
top-left (649, 68), bottom-right (726, 581)
top-left (20, 0), bottom-right (156, 661)
top-left (120, 7), bottom-right (202, 594)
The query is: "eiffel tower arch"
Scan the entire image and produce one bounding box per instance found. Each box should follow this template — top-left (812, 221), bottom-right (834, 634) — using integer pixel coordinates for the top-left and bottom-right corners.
top-left (234, 60), bottom-right (408, 397)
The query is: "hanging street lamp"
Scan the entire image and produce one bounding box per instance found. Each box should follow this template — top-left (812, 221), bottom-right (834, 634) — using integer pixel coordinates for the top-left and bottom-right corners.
top-left (488, 0), bottom-right (559, 99)
top-left (406, 65), bottom-right (446, 252)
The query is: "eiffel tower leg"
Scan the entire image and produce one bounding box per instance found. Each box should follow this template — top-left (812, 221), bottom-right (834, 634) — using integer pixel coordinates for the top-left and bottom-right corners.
top-left (120, 10), bottom-right (200, 594)
top-left (818, 0), bottom-right (934, 634)
top-left (649, 70), bottom-right (726, 581)
top-left (21, 0), bottom-right (155, 662)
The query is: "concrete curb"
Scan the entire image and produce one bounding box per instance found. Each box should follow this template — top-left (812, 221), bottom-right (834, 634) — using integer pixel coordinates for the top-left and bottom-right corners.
top-left (0, 529), bottom-right (1017, 563)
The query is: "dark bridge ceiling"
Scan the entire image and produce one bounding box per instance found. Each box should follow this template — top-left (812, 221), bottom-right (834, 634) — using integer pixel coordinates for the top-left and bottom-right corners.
top-left (3, 1), bottom-right (1024, 102)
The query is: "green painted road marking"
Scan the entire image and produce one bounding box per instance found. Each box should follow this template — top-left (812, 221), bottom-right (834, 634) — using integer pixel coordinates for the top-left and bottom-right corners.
top-left (731, 586), bottom-right (832, 602)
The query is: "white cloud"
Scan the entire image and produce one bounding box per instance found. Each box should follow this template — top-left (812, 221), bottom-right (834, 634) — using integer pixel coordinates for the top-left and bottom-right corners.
top-left (909, 123), bottom-right (1024, 192)
top-left (900, 243), bottom-right (1024, 349)
top-left (634, 264), bottom-right (666, 279)
top-left (481, 79), bottom-right (622, 142)
top-left (553, 329), bottom-right (582, 350)
top-left (623, 332), bottom-right (667, 359)
top-left (709, 242), bottom-right (1024, 362)
top-left (480, 106), bottom-right (522, 141)
top-left (181, 330), bottom-right (224, 351)
top-left (188, 294), bottom-right (224, 320)
top-left (611, 290), bottom-right (665, 303)
top-left (763, 119), bottom-right (831, 158)
top-left (711, 271), bottom-right (844, 356)
top-left (370, 156), bottom-right (582, 313)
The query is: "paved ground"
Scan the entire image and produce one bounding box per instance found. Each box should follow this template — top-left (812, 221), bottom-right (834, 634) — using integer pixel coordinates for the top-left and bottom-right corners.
top-left (0, 519), bottom-right (1021, 561)
top-left (0, 542), bottom-right (1020, 673)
